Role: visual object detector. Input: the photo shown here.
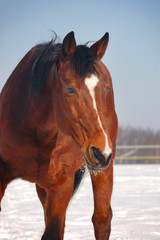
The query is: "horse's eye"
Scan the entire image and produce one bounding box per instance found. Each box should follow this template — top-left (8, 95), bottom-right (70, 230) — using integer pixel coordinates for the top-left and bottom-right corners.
top-left (66, 86), bottom-right (76, 95)
top-left (105, 86), bottom-right (111, 94)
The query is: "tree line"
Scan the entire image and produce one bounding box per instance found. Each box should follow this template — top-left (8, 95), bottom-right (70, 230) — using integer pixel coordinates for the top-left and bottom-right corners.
top-left (115, 126), bottom-right (160, 164)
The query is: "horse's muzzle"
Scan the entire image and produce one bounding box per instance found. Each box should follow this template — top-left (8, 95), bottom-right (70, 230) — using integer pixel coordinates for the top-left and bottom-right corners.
top-left (82, 146), bottom-right (112, 171)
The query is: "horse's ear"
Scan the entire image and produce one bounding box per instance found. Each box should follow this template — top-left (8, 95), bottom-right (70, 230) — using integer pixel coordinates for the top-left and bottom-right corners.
top-left (62, 31), bottom-right (76, 58)
top-left (90, 32), bottom-right (109, 61)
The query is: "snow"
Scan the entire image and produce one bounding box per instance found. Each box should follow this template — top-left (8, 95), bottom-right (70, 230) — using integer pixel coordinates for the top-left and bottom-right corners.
top-left (0, 164), bottom-right (160, 240)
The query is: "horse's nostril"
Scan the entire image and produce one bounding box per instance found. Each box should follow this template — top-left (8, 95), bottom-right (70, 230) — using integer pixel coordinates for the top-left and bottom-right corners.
top-left (91, 146), bottom-right (112, 166)
top-left (91, 146), bottom-right (100, 160)
top-left (91, 146), bottom-right (105, 164)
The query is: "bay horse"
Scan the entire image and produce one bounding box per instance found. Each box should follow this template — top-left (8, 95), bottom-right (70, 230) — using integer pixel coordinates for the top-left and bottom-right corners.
top-left (0, 32), bottom-right (118, 240)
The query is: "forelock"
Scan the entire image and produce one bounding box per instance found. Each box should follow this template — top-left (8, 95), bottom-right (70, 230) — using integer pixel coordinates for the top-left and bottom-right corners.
top-left (71, 45), bottom-right (96, 77)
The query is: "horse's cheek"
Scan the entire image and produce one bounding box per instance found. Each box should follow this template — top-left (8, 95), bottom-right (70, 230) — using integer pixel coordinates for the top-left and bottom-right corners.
top-left (55, 102), bottom-right (68, 132)
top-left (70, 103), bottom-right (79, 119)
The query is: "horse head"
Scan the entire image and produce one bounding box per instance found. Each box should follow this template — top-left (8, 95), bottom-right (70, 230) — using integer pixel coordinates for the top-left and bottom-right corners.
top-left (55, 32), bottom-right (118, 171)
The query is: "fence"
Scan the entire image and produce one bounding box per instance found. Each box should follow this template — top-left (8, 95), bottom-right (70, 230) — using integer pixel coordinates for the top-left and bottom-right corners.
top-left (115, 145), bottom-right (160, 164)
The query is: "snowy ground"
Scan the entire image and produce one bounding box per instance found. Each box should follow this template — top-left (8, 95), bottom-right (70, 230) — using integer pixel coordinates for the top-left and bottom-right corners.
top-left (0, 164), bottom-right (160, 240)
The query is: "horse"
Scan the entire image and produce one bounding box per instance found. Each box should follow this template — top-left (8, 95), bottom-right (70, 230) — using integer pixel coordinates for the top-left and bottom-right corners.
top-left (0, 31), bottom-right (118, 240)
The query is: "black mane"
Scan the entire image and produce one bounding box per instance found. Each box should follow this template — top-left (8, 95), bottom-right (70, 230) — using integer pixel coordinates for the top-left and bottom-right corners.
top-left (30, 40), bottom-right (96, 93)
top-left (30, 41), bottom-right (61, 93)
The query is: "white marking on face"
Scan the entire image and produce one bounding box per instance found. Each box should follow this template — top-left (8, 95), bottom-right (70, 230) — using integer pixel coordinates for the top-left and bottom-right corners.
top-left (85, 74), bottom-right (112, 156)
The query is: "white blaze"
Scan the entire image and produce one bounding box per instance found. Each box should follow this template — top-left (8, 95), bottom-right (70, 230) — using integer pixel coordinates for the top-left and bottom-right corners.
top-left (85, 74), bottom-right (112, 156)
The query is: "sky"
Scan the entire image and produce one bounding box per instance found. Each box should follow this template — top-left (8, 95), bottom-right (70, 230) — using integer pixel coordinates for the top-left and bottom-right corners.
top-left (0, 0), bottom-right (160, 131)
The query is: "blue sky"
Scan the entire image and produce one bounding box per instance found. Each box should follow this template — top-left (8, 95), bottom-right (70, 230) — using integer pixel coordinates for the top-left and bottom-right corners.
top-left (0, 0), bottom-right (160, 130)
